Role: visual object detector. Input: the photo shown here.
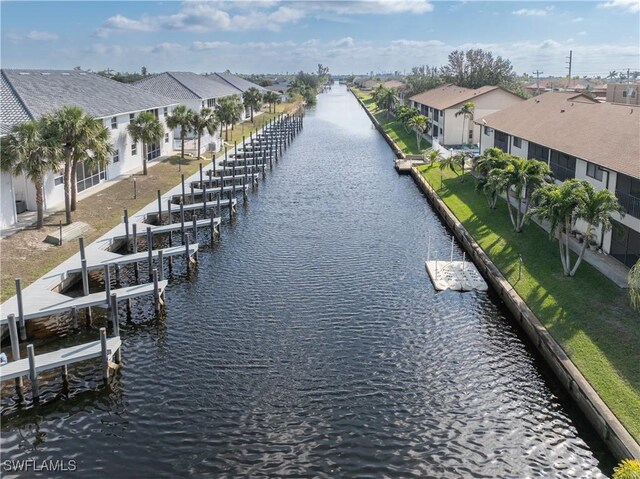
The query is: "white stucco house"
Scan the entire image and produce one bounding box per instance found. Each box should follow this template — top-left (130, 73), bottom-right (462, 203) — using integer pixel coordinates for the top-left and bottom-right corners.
top-left (0, 69), bottom-right (178, 229)
top-left (477, 91), bottom-right (640, 268)
top-left (409, 84), bottom-right (524, 148)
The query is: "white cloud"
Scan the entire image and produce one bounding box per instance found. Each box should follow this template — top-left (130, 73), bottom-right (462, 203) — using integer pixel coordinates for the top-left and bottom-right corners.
top-left (578, 31), bottom-right (587, 35)
top-left (152, 42), bottom-right (182, 53)
top-left (26, 31), bottom-right (59, 41)
top-left (191, 41), bottom-right (232, 51)
top-left (512, 8), bottom-right (548, 16)
top-left (329, 37), bottom-right (355, 48)
top-left (572, 16), bottom-right (584, 22)
top-left (85, 43), bottom-right (125, 55)
top-left (390, 39), bottom-right (445, 48)
top-left (599, 0), bottom-right (640, 13)
top-left (94, 0), bottom-right (434, 36)
top-left (6, 30), bottom-right (59, 42)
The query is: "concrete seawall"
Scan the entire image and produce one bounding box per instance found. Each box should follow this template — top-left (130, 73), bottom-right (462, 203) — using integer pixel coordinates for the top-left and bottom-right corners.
top-left (348, 86), bottom-right (640, 461)
top-left (411, 168), bottom-right (640, 461)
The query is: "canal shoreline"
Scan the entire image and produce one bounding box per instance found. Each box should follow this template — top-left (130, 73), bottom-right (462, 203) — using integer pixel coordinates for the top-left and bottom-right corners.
top-left (350, 87), bottom-right (640, 461)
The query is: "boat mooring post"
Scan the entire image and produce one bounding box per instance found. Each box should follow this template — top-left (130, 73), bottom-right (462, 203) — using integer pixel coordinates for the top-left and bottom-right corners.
top-left (124, 210), bottom-right (130, 251)
top-left (153, 268), bottom-right (161, 314)
top-left (27, 344), bottom-right (39, 401)
top-left (110, 293), bottom-right (121, 363)
top-left (100, 327), bottom-right (109, 380)
top-left (15, 278), bottom-right (26, 341)
top-left (7, 314), bottom-right (23, 394)
top-left (103, 264), bottom-right (111, 304)
top-left (157, 190), bottom-right (162, 224)
top-left (147, 227), bottom-right (154, 280)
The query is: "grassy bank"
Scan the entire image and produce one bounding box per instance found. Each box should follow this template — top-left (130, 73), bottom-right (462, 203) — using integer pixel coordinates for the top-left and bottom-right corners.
top-left (352, 89), bottom-right (430, 155)
top-left (0, 102), bottom-right (301, 301)
top-left (417, 164), bottom-right (640, 442)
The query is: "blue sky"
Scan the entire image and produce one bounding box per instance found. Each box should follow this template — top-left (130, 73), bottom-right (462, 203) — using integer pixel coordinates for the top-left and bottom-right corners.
top-left (1, 1), bottom-right (639, 76)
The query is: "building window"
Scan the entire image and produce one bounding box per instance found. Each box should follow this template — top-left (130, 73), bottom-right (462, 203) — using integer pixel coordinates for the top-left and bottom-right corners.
top-left (111, 117), bottom-right (117, 129)
top-left (439, 127), bottom-right (442, 135)
top-left (165, 133), bottom-right (169, 143)
top-left (54, 175), bottom-right (64, 186)
top-left (484, 125), bottom-right (492, 136)
top-left (549, 150), bottom-right (576, 181)
top-left (528, 142), bottom-right (549, 163)
top-left (494, 130), bottom-right (509, 153)
top-left (112, 149), bottom-right (119, 163)
top-left (615, 173), bottom-right (640, 219)
top-left (207, 98), bottom-right (215, 107)
top-left (129, 113), bottom-right (135, 124)
top-left (131, 143), bottom-right (137, 156)
top-left (586, 162), bottom-right (603, 181)
top-left (163, 107), bottom-right (168, 117)
top-left (433, 110), bottom-right (439, 122)
top-left (468, 129), bottom-right (473, 141)
top-left (513, 136), bottom-right (522, 148)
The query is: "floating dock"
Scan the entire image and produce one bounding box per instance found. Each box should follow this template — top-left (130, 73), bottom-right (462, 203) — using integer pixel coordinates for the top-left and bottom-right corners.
top-left (425, 235), bottom-right (488, 291)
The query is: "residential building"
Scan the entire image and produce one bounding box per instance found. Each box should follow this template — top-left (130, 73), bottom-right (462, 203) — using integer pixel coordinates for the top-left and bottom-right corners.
top-left (409, 84), bottom-right (524, 148)
top-left (525, 78), bottom-right (607, 101)
top-left (0, 69), bottom-right (177, 229)
top-left (210, 72), bottom-right (268, 118)
top-left (133, 71), bottom-right (248, 153)
top-left (478, 91), bottom-right (640, 268)
top-left (383, 80), bottom-right (406, 102)
top-left (265, 81), bottom-right (290, 102)
top-left (606, 82), bottom-right (640, 106)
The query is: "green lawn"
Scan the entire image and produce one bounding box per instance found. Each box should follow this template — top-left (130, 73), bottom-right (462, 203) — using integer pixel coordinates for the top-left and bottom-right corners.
top-left (417, 164), bottom-right (640, 443)
top-left (353, 89), bottom-right (430, 155)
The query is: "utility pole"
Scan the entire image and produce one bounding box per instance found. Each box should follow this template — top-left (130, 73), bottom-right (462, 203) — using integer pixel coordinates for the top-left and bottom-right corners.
top-left (532, 69), bottom-right (543, 96)
top-left (566, 50), bottom-right (573, 90)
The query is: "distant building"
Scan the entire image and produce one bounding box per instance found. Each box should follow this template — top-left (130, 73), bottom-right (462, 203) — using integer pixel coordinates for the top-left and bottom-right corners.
top-left (477, 91), bottom-right (640, 268)
top-left (525, 78), bottom-right (607, 101)
top-left (265, 81), bottom-right (290, 102)
top-left (0, 69), bottom-right (177, 228)
top-left (409, 84), bottom-right (524, 147)
top-left (606, 82), bottom-right (640, 106)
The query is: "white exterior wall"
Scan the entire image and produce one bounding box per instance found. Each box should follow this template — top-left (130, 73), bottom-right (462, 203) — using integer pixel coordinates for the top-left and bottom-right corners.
top-left (0, 172), bottom-right (17, 228)
top-left (2, 106), bottom-right (176, 226)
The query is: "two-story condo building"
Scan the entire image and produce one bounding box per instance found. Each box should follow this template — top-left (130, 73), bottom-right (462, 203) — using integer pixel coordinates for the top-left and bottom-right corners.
top-left (409, 84), bottom-right (524, 148)
top-left (0, 69), bottom-right (177, 229)
top-left (477, 91), bottom-right (640, 268)
top-left (133, 71), bottom-right (249, 153)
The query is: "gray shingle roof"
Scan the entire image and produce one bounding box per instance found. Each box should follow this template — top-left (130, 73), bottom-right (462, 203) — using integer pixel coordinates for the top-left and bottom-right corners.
top-left (134, 72), bottom-right (241, 100)
top-left (1, 72), bottom-right (32, 135)
top-left (1, 69), bottom-right (177, 129)
top-left (213, 72), bottom-right (267, 93)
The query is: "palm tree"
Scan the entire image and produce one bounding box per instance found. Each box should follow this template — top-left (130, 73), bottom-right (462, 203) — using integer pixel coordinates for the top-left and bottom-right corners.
top-left (423, 148), bottom-right (443, 166)
top-left (216, 95), bottom-right (242, 140)
top-left (455, 101), bottom-right (475, 147)
top-left (166, 105), bottom-right (195, 170)
top-left (493, 156), bottom-right (551, 232)
top-left (629, 260), bottom-right (640, 310)
top-left (127, 111), bottom-right (164, 175)
top-left (439, 152), bottom-right (468, 181)
top-left (407, 114), bottom-right (429, 150)
top-left (1, 120), bottom-right (61, 229)
top-left (263, 91), bottom-right (280, 113)
top-left (47, 106), bottom-right (112, 223)
top-left (191, 108), bottom-right (219, 160)
top-left (475, 147), bottom-right (509, 177)
top-left (475, 148), bottom-right (510, 208)
top-left (378, 87), bottom-right (398, 119)
top-left (573, 184), bottom-right (624, 275)
top-left (242, 87), bottom-right (263, 123)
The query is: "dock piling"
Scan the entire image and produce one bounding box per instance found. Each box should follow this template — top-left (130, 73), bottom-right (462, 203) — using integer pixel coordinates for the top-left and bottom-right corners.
top-left (7, 314), bottom-right (24, 394)
top-left (157, 190), bottom-right (162, 224)
top-left (147, 227), bottom-right (153, 280)
top-left (103, 264), bottom-right (111, 304)
top-left (71, 306), bottom-right (78, 329)
top-left (27, 344), bottom-right (39, 401)
top-left (100, 328), bottom-right (109, 380)
top-left (124, 210), bottom-right (130, 251)
top-left (152, 269), bottom-right (161, 313)
top-left (15, 278), bottom-right (26, 341)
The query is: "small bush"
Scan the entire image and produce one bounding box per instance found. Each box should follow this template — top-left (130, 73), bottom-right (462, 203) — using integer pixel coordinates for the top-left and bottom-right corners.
top-left (613, 459), bottom-right (640, 479)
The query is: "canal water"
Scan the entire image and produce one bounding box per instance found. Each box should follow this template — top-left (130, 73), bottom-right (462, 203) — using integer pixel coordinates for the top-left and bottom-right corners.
top-left (1, 84), bottom-right (613, 477)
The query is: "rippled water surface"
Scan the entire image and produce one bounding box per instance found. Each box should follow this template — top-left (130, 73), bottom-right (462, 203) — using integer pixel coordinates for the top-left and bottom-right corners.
top-left (1, 84), bottom-right (613, 477)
